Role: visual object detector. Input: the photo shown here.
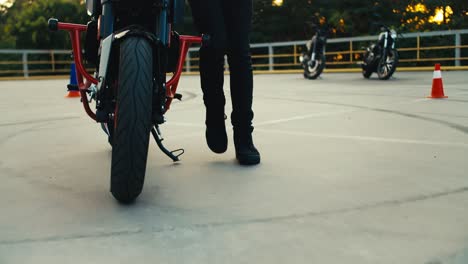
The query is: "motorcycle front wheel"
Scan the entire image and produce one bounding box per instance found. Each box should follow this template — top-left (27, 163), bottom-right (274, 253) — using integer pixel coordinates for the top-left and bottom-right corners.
top-left (110, 37), bottom-right (153, 204)
top-left (303, 54), bottom-right (326, 80)
top-left (362, 67), bottom-right (373, 79)
top-left (377, 49), bottom-right (399, 80)
top-left (361, 50), bottom-right (374, 79)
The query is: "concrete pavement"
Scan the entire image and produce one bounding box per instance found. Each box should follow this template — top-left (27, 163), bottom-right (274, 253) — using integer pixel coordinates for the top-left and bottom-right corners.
top-left (1, 72), bottom-right (468, 263)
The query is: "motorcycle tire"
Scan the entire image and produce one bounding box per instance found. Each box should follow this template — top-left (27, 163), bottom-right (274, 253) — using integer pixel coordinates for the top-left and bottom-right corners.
top-left (377, 49), bottom-right (399, 80)
top-left (362, 68), bottom-right (372, 78)
top-left (303, 54), bottom-right (326, 80)
top-left (110, 37), bottom-right (153, 204)
top-left (362, 50), bottom-right (373, 79)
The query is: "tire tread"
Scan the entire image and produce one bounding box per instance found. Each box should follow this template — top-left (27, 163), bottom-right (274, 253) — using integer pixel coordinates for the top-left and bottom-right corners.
top-left (110, 37), bottom-right (153, 204)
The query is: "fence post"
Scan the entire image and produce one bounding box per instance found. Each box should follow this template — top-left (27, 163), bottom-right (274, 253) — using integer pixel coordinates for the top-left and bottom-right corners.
top-left (268, 45), bottom-right (274, 71)
top-left (224, 55), bottom-right (229, 73)
top-left (416, 35), bottom-right (420, 61)
top-left (185, 50), bottom-right (191, 73)
top-left (293, 44), bottom-right (297, 64)
top-left (51, 51), bottom-right (56, 72)
top-left (22, 52), bottom-right (29, 78)
top-left (349, 40), bottom-right (353, 62)
top-left (455, 33), bottom-right (461, 67)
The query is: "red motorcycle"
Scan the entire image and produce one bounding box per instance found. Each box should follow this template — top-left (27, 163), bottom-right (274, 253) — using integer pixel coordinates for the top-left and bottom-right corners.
top-left (48, 0), bottom-right (208, 203)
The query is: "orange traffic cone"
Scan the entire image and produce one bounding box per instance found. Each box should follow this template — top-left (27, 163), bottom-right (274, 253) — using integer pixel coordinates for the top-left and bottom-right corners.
top-left (65, 63), bottom-right (80, 98)
top-left (427, 63), bottom-right (447, 99)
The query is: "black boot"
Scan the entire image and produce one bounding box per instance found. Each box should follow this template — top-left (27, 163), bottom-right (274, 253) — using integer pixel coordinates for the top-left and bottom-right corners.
top-left (198, 41), bottom-right (228, 154)
top-left (234, 129), bottom-right (260, 165)
top-left (205, 112), bottom-right (227, 154)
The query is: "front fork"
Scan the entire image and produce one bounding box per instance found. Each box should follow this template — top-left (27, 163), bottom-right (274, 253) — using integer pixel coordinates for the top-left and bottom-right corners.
top-left (381, 31), bottom-right (389, 62)
top-left (311, 36), bottom-right (317, 62)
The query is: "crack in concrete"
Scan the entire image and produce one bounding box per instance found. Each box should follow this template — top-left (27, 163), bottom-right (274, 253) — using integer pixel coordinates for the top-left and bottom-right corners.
top-left (0, 229), bottom-right (143, 246)
top-left (258, 96), bottom-right (468, 135)
top-left (189, 186), bottom-right (468, 228)
top-left (1, 185), bottom-right (467, 246)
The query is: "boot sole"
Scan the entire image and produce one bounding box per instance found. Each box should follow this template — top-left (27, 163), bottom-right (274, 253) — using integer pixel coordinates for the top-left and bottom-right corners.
top-left (236, 154), bottom-right (261, 165)
top-left (206, 130), bottom-right (228, 154)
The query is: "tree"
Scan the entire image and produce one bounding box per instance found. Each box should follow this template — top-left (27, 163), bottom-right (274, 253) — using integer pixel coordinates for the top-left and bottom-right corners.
top-left (0, 0), bottom-right (466, 49)
top-left (0, 0), bottom-right (16, 48)
top-left (252, 0), bottom-right (324, 42)
top-left (2, 0), bottom-right (87, 49)
top-left (393, 0), bottom-right (468, 31)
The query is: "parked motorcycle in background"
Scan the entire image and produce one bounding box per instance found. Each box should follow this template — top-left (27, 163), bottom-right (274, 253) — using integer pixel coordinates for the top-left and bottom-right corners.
top-left (362, 25), bottom-right (399, 80)
top-left (299, 24), bottom-right (327, 80)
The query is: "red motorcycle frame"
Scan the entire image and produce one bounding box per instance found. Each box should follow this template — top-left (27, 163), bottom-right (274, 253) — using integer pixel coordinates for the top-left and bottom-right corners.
top-left (55, 21), bottom-right (201, 121)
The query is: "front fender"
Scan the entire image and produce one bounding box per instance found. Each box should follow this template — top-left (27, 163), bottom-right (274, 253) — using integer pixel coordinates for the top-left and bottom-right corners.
top-left (97, 27), bottom-right (159, 93)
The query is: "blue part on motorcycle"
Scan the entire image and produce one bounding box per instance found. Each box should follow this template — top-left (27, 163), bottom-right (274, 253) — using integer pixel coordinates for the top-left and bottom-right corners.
top-left (159, 1), bottom-right (169, 45)
top-left (172, 0), bottom-right (184, 28)
top-left (100, 2), bottom-right (114, 39)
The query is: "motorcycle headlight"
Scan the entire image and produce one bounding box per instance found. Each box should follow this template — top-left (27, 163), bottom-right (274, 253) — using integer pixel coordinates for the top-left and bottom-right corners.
top-left (391, 30), bottom-right (397, 39)
top-left (299, 55), bottom-right (304, 63)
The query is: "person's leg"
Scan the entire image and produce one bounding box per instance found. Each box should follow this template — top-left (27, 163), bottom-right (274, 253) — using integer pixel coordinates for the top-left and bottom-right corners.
top-left (188, 0), bottom-right (228, 153)
top-left (223, 0), bottom-right (260, 165)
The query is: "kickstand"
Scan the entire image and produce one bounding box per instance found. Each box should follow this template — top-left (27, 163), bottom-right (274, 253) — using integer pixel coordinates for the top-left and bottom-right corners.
top-left (151, 126), bottom-right (184, 162)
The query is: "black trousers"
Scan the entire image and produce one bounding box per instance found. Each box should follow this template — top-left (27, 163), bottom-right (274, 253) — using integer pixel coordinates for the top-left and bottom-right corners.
top-left (189, 0), bottom-right (254, 132)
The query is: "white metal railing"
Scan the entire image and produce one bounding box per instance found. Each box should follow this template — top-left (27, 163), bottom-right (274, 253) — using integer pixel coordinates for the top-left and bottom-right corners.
top-left (1, 29), bottom-right (467, 78)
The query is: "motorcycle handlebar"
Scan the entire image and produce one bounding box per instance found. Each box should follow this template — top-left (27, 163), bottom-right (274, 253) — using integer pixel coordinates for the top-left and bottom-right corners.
top-left (47, 18), bottom-right (87, 32)
top-left (48, 18), bottom-right (59, 32)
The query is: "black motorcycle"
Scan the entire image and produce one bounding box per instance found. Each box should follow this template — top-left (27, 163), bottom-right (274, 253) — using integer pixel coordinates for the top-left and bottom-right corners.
top-left (362, 25), bottom-right (399, 80)
top-left (299, 25), bottom-right (327, 79)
